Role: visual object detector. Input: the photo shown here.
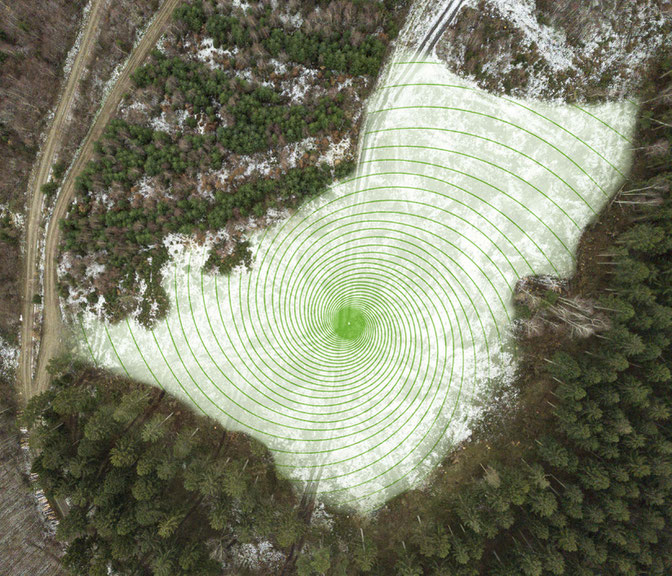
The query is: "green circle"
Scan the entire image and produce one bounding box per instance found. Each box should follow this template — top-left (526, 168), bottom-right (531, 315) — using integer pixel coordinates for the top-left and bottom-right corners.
top-left (332, 306), bottom-right (366, 340)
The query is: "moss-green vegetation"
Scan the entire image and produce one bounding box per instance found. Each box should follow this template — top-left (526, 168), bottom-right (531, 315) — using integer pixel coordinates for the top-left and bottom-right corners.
top-left (52, 160), bottom-right (67, 181)
top-left (131, 53), bottom-right (349, 153)
top-left (42, 159), bottom-right (68, 198)
top-left (41, 180), bottom-right (59, 197)
top-left (174, 0), bottom-right (391, 77)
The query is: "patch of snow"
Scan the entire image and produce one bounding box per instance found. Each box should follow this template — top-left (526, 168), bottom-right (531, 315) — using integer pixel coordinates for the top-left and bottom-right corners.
top-left (97, 191), bottom-right (114, 210)
top-left (232, 540), bottom-right (284, 571)
top-left (319, 137), bottom-right (351, 167)
top-left (214, 167), bottom-right (231, 187)
top-left (284, 137), bottom-right (317, 167)
top-left (243, 157), bottom-right (272, 179)
top-left (92, 295), bottom-right (107, 319)
top-left (231, 0), bottom-right (252, 12)
top-left (85, 262), bottom-right (105, 279)
top-left (269, 0), bottom-right (304, 28)
top-left (136, 176), bottom-right (155, 199)
top-left (150, 106), bottom-right (197, 135)
top-left (149, 110), bottom-right (173, 132)
top-left (487, 0), bottom-right (575, 72)
top-left (235, 68), bottom-right (274, 89)
top-left (128, 275), bottom-right (149, 322)
top-left (311, 501), bottom-right (335, 530)
top-left (195, 37), bottom-right (238, 70)
top-left (269, 58), bottom-right (289, 75)
top-left (126, 100), bottom-right (149, 113)
top-left (335, 76), bottom-right (354, 91)
top-left (196, 114), bottom-right (208, 135)
top-left (264, 206), bottom-right (290, 224)
top-left (276, 9), bottom-right (303, 30)
top-left (155, 34), bottom-right (168, 54)
top-left (163, 230), bottom-right (228, 262)
top-left (214, 135), bottom-right (322, 188)
top-left (281, 68), bottom-right (319, 103)
top-left (57, 252), bottom-right (73, 279)
top-left (100, 60), bottom-right (125, 102)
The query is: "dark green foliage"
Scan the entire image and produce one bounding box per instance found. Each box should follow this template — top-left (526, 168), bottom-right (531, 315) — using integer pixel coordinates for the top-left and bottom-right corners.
top-left (52, 160), bottom-right (67, 181)
top-left (172, 0), bottom-right (204, 32)
top-left (23, 358), bottom-right (300, 576)
top-left (131, 51), bottom-right (230, 116)
top-left (41, 179), bottom-right (59, 196)
top-left (217, 91), bottom-right (346, 154)
top-left (265, 30), bottom-right (386, 77)
top-left (173, 1), bottom-right (395, 77)
top-left (133, 52), bottom-right (347, 152)
top-left (205, 238), bottom-right (252, 275)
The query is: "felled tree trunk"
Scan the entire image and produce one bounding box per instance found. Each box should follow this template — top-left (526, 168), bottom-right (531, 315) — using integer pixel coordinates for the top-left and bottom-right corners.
top-left (513, 275), bottom-right (611, 340)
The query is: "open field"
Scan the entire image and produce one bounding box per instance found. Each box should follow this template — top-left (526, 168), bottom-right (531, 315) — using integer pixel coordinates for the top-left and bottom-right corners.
top-left (81, 56), bottom-right (635, 510)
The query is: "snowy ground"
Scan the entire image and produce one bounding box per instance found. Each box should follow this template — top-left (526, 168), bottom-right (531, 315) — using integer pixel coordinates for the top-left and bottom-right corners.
top-left (0, 335), bottom-right (18, 380)
top-left (436, 0), bottom-right (670, 101)
top-left (79, 54), bottom-right (635, 510)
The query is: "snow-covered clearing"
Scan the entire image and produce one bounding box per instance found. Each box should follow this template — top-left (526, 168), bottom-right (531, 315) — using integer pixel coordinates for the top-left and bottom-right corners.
top-left (80, 54), bottom-right (635, 510)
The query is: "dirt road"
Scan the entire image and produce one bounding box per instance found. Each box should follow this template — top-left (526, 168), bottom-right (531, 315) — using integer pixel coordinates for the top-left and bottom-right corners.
top-left (19, 0), bottom-right (181, 404)
top-left (18, 0), bottom-right (107, 404)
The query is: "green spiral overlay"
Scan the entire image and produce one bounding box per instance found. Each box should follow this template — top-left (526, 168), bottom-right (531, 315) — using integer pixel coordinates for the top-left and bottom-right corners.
top-left (80, 60), bottom-right (636, 510)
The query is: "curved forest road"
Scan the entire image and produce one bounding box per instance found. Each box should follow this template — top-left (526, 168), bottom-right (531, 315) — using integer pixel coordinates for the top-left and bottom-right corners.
top-left (18, 0), bottom-right (107, 404)
top-left (19, 0), bottom-right (181, 405)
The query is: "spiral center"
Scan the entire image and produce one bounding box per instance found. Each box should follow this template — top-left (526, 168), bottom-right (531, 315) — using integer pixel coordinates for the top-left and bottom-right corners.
top-left (332, 306), bottom-right (366, 340)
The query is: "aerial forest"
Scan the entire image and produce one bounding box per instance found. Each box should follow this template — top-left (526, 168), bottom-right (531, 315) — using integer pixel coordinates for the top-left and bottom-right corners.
top-left (58, 0), bottom-right (407, 328)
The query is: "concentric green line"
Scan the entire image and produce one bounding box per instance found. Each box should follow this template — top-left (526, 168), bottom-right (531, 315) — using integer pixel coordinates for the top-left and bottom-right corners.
top-left (78, 59), bottom-right (635, 510)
